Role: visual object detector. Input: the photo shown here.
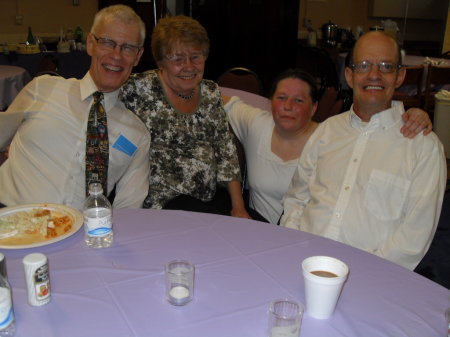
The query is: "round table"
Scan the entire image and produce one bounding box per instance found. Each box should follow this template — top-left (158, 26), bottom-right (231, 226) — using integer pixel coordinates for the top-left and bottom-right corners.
top-left (0, 65), bottom-right (30, 111)
top-left (2, 209), bottom-right (449, 337)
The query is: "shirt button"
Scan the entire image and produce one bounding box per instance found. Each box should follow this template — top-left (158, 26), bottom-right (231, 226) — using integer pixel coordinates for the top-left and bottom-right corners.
top-left (345, 186), bottom-right (350, 191)
top-left (353, 158), bottom-right (358, 163)
top-left (335, 212), bottom-right (341, 218)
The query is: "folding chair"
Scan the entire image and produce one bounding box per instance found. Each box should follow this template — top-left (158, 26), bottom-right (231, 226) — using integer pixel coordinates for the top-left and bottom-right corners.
top-left (393, 65), bottom-right (425, 109)
top-left (423, 65), bottom-right (450, 112)
top-left (217, 67), bottom-right (263, 96)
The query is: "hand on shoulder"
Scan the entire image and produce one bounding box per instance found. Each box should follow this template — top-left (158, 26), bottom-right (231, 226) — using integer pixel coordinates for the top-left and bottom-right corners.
top-left (222, 95), bottom-right (231, 105)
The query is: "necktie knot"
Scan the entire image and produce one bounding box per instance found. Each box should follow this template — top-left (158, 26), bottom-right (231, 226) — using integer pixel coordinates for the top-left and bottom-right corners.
top-left (93, 91), bottom-right (104, 103)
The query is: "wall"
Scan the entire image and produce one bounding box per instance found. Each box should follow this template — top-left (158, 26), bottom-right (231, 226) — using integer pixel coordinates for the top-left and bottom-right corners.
top-left (1, 0), bottom-right (448, 54)
top-left (298, 0), bottom-right (378, 39)
top-left (298, 0), bottom-right (449, 53)
top-left (0, 0), bottom-right (98, 43)
top-left (444, 2), bottom-right (450, 53)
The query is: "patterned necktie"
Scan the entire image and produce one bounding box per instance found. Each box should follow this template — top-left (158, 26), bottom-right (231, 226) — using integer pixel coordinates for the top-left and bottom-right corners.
top-left (85, 91), bottom-right (108, 196)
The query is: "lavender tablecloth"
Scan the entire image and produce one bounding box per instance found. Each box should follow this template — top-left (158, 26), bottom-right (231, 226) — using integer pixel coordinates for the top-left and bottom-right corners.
top-left (2, 209), bottom-right (449, 337)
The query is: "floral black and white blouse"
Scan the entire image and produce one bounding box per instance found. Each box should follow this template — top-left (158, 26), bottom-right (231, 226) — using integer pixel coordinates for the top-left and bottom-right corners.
top-left (120, 70), bottom-right (240, 209)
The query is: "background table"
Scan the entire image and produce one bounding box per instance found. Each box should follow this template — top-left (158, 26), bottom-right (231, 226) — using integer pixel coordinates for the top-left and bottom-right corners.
top-left (0, 65), bottom-right (30, 111)
top-left (2, 209), bottom-right (449, 337)
top-left (0, 51), bottom-right (91, 79)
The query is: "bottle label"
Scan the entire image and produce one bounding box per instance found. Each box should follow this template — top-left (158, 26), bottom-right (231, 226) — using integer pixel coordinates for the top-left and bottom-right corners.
top-left (0, 288), bottom-right (13, 329)
top-left (84, 213), bottom-right (112, 238)
top-left (34, 263), bottom-right (50, 301)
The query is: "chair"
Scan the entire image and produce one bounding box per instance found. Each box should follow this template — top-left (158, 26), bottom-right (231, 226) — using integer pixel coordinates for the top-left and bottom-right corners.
top-left (217, 67), bottom-right (263, 96)
top-left (35, 54), bottom-right (60, 78)
top-left (423, 65), bottom-right (450, 112)
top-left (313, 86), bottom-right (339, 122)
top-left (440, 51), bottom-right (450, 59)
top-left (415, 189), bottom-right (450, 289)
top-left (393, 65), bottom-right (425, 109)
top-left (312, 86), bottom-right (348, 123)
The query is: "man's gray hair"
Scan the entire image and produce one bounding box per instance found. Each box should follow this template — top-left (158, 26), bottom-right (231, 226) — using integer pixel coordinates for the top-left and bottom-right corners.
top-left (91, 4), bottom-right (146, 46)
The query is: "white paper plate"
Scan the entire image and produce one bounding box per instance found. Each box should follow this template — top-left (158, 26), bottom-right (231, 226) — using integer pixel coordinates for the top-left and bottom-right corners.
top-left (0, 203), bottom-right (83, 249)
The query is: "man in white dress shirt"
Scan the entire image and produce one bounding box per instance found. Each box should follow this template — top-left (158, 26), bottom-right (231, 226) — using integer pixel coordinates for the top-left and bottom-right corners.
top-left (0, 5), bottom-right (150, 209)
top-left (281, 31), bottom-right (446, 270)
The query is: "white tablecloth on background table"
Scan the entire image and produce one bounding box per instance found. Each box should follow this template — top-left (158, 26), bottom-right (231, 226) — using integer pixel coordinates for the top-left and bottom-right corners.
top-left (2, 209), bottom-right (449, 337)
top-left (0, 65), bottom-right (30, 111)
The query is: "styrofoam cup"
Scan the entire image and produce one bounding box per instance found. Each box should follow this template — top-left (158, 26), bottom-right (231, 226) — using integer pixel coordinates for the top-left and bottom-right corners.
top-left (301, 256), bottom-right (349, 319)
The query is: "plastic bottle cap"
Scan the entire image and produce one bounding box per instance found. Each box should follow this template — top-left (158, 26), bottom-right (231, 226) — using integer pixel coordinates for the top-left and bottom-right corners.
top-left (88, 182), bottom-right (103, 195)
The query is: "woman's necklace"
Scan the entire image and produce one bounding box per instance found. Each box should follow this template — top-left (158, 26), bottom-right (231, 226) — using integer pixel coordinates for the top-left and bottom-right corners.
top-left (176, 88), bottom-right (195, 100)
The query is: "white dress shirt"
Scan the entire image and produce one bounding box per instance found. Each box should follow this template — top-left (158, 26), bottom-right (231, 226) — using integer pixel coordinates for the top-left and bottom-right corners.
top-left (0, 72), bottom-right (150, 210)
top-left (281, 101), bottom-right (446, 270)
top-left (226, 96), bottom-right (298, 224)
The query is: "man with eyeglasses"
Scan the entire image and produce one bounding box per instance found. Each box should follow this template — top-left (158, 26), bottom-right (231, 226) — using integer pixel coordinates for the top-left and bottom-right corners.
top-left (281, 31), bottom-right (446, 270)
top-left (0, 5), bottom-right (150, 210)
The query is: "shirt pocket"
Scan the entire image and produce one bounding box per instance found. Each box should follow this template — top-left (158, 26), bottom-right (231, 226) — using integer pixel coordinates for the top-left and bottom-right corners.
top-left (364, 169), bottom-right (411, 221)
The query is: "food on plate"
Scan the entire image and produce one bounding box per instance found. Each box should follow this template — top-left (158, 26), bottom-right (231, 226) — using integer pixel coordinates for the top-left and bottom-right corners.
top-left (0, 208), bottom-right (73, 244)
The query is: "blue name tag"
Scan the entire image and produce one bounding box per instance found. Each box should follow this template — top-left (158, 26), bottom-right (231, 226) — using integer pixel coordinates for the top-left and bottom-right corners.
top-left (112, 135), bottom-right (137, 156)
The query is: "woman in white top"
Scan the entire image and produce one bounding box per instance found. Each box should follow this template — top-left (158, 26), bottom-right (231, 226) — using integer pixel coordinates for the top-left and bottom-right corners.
top-left (223, 69), bottom-right (431, 224)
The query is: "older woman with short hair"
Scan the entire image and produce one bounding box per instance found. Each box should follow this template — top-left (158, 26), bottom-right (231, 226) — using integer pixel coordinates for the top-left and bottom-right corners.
top-left (121, 15), bottom-right (249, 218)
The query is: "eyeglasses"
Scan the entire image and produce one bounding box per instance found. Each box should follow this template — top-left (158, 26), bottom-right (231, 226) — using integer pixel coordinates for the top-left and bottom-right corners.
top-left (164, 53), bottom-right (205, 67)
top-left (351, 61), bottom-right (401, 74)
top-left (92, 35), bottom-right (141, 57)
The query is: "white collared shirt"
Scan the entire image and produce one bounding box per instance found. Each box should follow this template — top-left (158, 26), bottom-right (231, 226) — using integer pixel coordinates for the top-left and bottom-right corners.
top-left (281, 101), bottom-right (446, 270)
top-left (0, 72), bottom-right (150, 210)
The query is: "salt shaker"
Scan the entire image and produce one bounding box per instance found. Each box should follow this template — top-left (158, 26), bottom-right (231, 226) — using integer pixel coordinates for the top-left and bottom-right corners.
top-left (22, 253), bottom-right (51, 306)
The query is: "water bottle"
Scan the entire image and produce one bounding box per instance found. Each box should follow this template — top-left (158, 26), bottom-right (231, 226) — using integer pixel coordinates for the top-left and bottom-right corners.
top-left (0, 254), bottom-right (15, 336)
top-left (83, 182), bottom-right (113, 248)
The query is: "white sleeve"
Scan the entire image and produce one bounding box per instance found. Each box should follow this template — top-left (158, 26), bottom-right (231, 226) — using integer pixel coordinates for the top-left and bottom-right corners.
top-left (0, 79), bottom-right (38, 149)
top-left (377, 134), bottom-right (447, 270)
top-left (225, 96), bottom-right (268, 144)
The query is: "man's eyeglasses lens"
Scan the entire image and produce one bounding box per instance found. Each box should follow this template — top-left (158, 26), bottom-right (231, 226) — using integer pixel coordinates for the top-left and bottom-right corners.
top-left (165, 54), bottom-right (205, 66)
top-left (351, 61), bottom-right (400, 73)
top-left (93, 35), bottom-right (140, 56)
